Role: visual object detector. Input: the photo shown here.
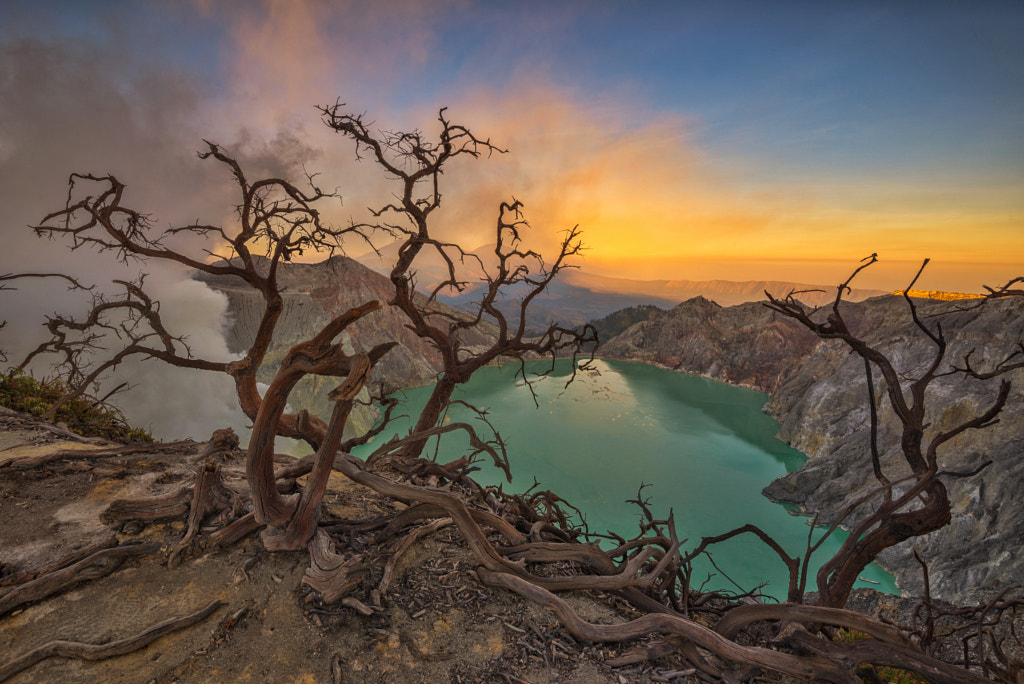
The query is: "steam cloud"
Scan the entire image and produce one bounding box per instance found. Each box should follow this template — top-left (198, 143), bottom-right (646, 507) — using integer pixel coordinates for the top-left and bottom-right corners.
top-left (1, 36), bottom-right (246, 441)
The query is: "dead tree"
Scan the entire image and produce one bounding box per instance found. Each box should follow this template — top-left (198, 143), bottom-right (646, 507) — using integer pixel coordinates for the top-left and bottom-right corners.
top-left (319, 104), bottom-right (597, 458)
top-left (25, 144), bottom-right (396, 548)
top-left (0, 272), bottom-right (93, 364)
top-left (15, 105), bottom-right (1024, 681)
top-left (17, 277), bottom-right (191, 420)
top-left (765, 256), bottom-right (1017, 608)
top-left (20, 104), bottom-right (593, 550)
top-left (982, 276), bottom-right (1024, 300)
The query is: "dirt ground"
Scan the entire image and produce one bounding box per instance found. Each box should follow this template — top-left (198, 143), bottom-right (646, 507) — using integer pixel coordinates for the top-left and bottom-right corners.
top-left (0, 408), bottom-right (696, 683)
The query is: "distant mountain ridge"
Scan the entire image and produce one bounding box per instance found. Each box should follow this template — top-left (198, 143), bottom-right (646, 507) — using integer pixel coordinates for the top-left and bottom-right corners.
top-left (892, 289), bottom-right (984, 301)
top-left (562, 270), bottom-right (888, 308)
top-left (351, 241), bottom-right (889, 329)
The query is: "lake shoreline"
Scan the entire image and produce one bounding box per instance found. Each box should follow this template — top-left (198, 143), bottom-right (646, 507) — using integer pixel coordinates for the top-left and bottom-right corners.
top-left (595, 355), bottom-right (907, 597)
top-left (360, 357), bottom-right (899, 600)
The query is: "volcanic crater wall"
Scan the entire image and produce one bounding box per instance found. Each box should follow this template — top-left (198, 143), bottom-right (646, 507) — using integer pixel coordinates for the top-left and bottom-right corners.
top-left (197, 255), bottom-right (493, 439)
top-left (603, 294), bottom-right (1024, 602)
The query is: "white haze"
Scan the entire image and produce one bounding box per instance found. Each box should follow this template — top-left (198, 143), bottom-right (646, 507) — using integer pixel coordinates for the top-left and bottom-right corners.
top-left (0, 34), bottom-right (287, 444)
top-left (99, 270), bottom-right (247, 443)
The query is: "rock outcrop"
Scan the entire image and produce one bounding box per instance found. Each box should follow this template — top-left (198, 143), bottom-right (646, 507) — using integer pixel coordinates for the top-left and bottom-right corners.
top-left (194, 256), bottom-right (494, 437)
top-left (600, 296), bottom-right (820, 393)
top-left (603, 294), bottom-right (1024, 602)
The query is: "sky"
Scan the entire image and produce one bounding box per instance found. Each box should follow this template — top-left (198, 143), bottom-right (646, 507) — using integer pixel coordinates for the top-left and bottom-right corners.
top-left (1, 0), bottom-right (1021, 295)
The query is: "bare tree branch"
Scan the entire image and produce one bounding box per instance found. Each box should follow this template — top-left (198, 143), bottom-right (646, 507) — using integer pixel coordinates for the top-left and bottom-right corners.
top-left (764, 257), bottom-right (1014, 608)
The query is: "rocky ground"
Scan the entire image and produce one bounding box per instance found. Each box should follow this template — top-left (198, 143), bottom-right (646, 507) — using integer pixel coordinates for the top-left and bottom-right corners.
top-left (4, 405), bottom-right (1022, 682)
top-left (0, 407), bottom-right (701, 684)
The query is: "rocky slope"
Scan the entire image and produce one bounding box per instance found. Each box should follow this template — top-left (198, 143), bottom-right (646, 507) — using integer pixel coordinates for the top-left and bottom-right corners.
top-left (600, 296), bottom-right (820, 393)
top-left (194, 256), bottom-right (494, 438)
top-left (603, 294), bottom-right (1024, 602)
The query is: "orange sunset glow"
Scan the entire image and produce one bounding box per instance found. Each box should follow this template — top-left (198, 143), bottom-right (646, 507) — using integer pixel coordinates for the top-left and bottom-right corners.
top-left (2, 1), bottom-right (1022, 296)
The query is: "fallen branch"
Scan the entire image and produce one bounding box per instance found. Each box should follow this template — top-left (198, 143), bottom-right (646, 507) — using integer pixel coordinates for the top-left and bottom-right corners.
top-left (0, 440), bottom-right (195, 472)
top-left (0, 543), bottom-right (160, 617)
top-left (0, 599), bottom-right (223, 681)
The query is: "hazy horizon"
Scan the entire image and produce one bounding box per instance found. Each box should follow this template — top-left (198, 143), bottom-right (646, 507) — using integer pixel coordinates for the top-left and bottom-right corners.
top-left (579, 256), bottom-right (1022, 294)
top-left (349, 238), bottom-right (1008, 295)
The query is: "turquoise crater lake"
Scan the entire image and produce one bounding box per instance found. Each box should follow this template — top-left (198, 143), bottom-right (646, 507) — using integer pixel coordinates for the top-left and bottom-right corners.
top-left (354, 358), bottom-right (897, 600)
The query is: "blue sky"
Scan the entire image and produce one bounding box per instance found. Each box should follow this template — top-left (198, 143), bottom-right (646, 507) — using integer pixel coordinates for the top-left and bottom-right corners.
top-left (2, 0), bottom-right (1022, 291)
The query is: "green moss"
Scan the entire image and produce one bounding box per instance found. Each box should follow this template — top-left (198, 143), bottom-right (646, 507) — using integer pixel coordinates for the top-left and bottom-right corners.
top-left (0, 369), bottom-right (153, 443)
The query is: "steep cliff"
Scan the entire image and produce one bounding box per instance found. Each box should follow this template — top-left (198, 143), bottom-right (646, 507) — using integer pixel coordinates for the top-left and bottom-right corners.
top-left (194, 256), bottom-right (494, 437)
top-left (600, 296), bottom-right (820, 393)
top-left (603, 294), bottom-right (1024, 602)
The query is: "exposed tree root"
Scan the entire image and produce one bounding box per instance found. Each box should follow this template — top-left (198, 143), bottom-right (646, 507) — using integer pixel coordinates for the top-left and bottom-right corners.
top-left (168, 459), bottom-right (244, 566)
top-left (714, 602), bottom-right (912, 645)
top-left (0, 440), bottom-right (195, 473)
top-left (88, 431), bottom-right (254, 561)
top-left (0, 599), bottom-right (223, 682)
top-left (302, 529), bottom-right (367, 603)
top-left (373, 517), bottom-right (452, 605)
top-left (478, 568), bottom-right (856, 683)
top-left (101, 487), bottom-right (191, 524)
top-left (0, 543), bottom-right (160, 618)
top-left (330, 654), bottom-right (344, 684)
top-left (776, 621), bottom-right (992, 684)
top-left (207, 512), bottom-right (260, 550)
top-left (189, 428), bottom-right (239, 463)
top-left (603, 634), bottom-right (686, 667)
top-left (331, 453), bottom-right (684, 595)
top-left (0, 536), bottom-right (117, 587)
top-left (376, 502), bottom-right (524, 545)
